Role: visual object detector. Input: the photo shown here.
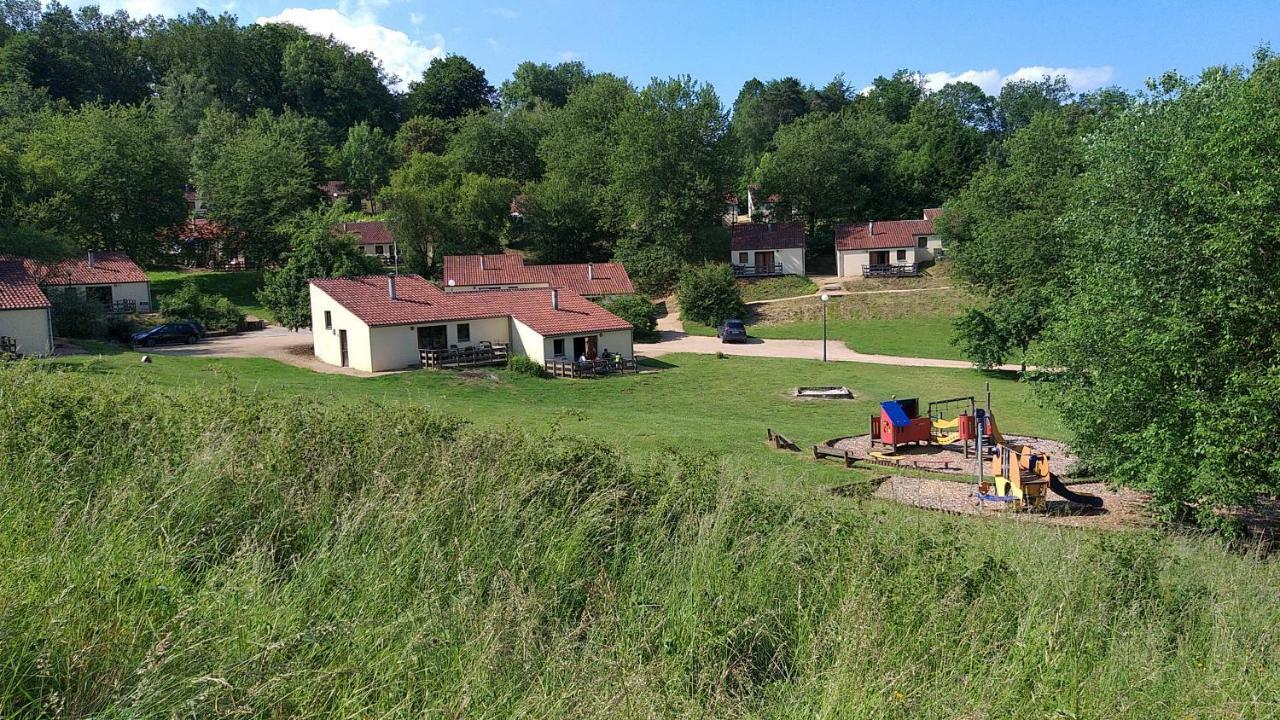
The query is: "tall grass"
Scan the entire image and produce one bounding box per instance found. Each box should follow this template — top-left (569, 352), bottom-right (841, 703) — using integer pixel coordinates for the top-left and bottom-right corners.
top-left (1, 363), bottom-right (1277, 718)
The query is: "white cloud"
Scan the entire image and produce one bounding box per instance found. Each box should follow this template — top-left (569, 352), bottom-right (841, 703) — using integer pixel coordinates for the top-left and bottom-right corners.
top-left (94, 0), bottom-right (186, 16)
top-left (486, 37), bottom-right (501, 50)
top-left (921, 65), bottom-right (1115, 94)
top-left (257, 7), bottom-right (445, 90)
top-left (487, 7), bottom-right (518, 19)
top-left (408, 12), bottom-right (424, 26)
top-left (557, 50), bottom-right (581, 62)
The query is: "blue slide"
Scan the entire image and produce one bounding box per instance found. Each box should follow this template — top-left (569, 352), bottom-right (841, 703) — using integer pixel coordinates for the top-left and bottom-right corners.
top-left (1048, 474), bottom-right (1103, 508)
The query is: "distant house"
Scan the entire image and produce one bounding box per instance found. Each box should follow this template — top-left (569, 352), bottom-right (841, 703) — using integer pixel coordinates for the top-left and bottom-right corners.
top-left (181, 184), bottom-right (207, 217)
top-left (24, 251), bottom-right (153, 313)
top-left (318, 180), bottom-right (352, 203)
top-left (442, 254), bottom-right (634, 299)
top-left (730, 222), bottom-right (806, 277)
top-left (335, 221), bottom-right (395, 262)
top-left (723, 192), bottom-right (742, 225)
top-left (0, 260), bottom-right (53, 357)
top-left (834, 208), bottom-right (943, 278)
top-left (746, 185), bottom-right (782, 220)
top-left (163, 218), bottom-right (247, 269)
top-left (309, 274), bottom-right (634, 372)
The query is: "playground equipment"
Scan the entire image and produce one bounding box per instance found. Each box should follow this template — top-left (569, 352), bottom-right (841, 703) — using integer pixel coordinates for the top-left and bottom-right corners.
top-left (981, 441), bottom-right (1103, 511)
top-left (871, 396), bottom-right (988, 455)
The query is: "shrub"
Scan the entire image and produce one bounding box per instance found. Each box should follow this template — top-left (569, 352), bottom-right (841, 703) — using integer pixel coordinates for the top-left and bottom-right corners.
top-left (103, 314), bottom-right (140, 344)
top-left (507, 354), bottom-right (547, 377)
top-left (613, 240), bottom-right (685, 296)
top-left (675, 263), bottom-right (745, 326)
top-left (599, 294), bottom-right (659, 341)
top-left (48, 287), bottom-right (105, 338)
top-left (158, 281), bottom-right (245, 331)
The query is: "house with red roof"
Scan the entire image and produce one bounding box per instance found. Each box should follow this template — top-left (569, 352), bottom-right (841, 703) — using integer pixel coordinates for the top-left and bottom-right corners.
top-left (730, 222), bottom-right (806, 277)
top-left (335, 220), bottom-right (396, 263)
top-left (0, 260), bottom-right (53, 357)
top-left (309, 273), bottom-right (634, 372)
top-left (834, 208), bottom-right (943, 278)
top-left (441, 254), bottom-right (634, 298)
top-left (22, 251), bottom-right (153, 313)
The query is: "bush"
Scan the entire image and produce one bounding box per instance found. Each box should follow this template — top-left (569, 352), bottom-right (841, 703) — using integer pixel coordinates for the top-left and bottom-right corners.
top-left (158, 280), bottom-right (245, 331)
top-left (507, 354), bottom-right (547, 378)
top-left (48, 287), bottom-right (105, 339)
top-left (599, 294), bottom-right (659, 341)
top-left (613, 239), bottom-right (685, 296)
top-left (103, 314), bottom-right (140, 344)
top-left (675, 263), bottom-right (745, 326)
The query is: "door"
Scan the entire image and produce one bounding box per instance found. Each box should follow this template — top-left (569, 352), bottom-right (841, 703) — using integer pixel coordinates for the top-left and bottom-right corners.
top-left (86, 286), bottom-right (113, 307)
top-left (755, 251), bottom-right (775, 273)
top-left (416, 325), bottom-right (447, 350)
top-left (339, 329), bottom-right (349, 367)
top-left (870, 251), bottom-right (889, 267)
top-left (573, 336), bottom-right (586, 360)
top-left (585, 335), bottom-right (598, 360)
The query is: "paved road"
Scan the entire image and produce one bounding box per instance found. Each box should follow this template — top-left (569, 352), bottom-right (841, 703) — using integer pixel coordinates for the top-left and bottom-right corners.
top-left (636, 331), bottom-right (1022, 372)
top-left (747, 285), bottom-right (955, 306)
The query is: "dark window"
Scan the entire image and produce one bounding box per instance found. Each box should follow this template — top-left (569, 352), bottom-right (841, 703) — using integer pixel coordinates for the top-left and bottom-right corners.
top-left (897, 249), bottom-right (908, 262)
top-left (917, 236), bottom-right (927, 248)
top-left (417, 325), bottom-right (448, 350)
top-left (738, 252), bottom-right (748, 264)
top-left (324, 310), bottom-right (332, 330)
top-left (456, 323), bottom-right (470, 343)
top-left (374, 245), bottom-right (384, 255)
top-left (553, 338), bottom-right (565, 357)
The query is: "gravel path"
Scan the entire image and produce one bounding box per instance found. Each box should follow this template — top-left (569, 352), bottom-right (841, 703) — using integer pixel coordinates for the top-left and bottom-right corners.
top-left (870, 476), bottom-right (1152, 529)
top-left (145, 326), bottom-right (379, 376)
top-left (831, 434), bottom-right (1079, 476)
top-left (637, 332), bottom-right (1021, 371)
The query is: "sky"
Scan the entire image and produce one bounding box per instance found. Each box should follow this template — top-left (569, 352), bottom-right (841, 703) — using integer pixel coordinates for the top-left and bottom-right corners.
top-left (96, 0), bottom-right (1279, 96)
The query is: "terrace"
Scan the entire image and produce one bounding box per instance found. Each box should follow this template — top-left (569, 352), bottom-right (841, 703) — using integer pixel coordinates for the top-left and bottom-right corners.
top-left (545, 356), bottom-right (641, 378)
top-left (419, 342), bottom-right (509, 369)
top-left (863, 263), bottom-right (921, 278)
top-left (732, 263), bottom-right (784, 278)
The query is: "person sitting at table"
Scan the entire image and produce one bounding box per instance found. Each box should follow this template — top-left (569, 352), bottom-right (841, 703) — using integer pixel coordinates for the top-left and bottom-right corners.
top-left (577, 352), bottom-right (589, 365)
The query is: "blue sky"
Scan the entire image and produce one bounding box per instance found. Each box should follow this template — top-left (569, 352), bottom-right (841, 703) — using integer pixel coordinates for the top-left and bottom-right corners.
top-left (103, 0), bottom-right (1278, 97)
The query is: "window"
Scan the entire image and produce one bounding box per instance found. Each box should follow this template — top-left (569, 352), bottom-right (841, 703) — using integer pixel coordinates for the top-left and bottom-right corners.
top-left (738, 252), bottom-right (748, 264)
top-left (896, 249), bottom-right (908, 262)
top-left (553, 338), bottom-right (565, 357)
top-left (456, 323), bottom-right (471, 343)
top-left (374, 245), bottom-right (384, 255)
top-left (917, 236), bottom-right (927, 248)
top-left (324, 310), bottom-right (332, 330)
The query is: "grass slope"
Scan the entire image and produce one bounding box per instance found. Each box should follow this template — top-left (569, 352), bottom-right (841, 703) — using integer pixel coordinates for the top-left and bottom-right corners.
top-left (148, 269), bottom-right (270, 321)
top-left (738, 275), bottom-right (818, 303)
top-left (2, 364), bottom-right (1277, 718)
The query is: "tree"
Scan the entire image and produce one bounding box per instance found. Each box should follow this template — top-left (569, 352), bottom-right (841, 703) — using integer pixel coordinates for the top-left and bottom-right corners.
top-left (892, 96), bottom-right (987, 210)
top-left (446, 108), bottom-right (547, 183)
top-left (941, 112), bottom-right (1083, 371)
top-left (339, 122), bottom-right (395, 210)
top-left (395, 115), bottom-right (454, 158)
top-left (256, 206), bottom-right (381, 329)
top-left (933, 81), bottom-right (999, 132)
top-left (598, 294), bottom-right (658, 341)
top-left (499, 60), bottom-right (589, 108)
top-left (515, 175), bottom-right (611, 263)
top-left (405, 55), bottom-right (495, 120)
top-left (809, 74), bottom-right (853, 114)
top-left (17, 104), bottom-right (186, 261)
top-left (158, 280), bottom-right (244, 330)
top-left (279, 32), bottom-right (396, 131)
top-left (675, 263), bottom-right (745, 326)
top-left (997, 75), bottom-right (1072, 133)
top-left (1042, 54), bottom-right (1280, 528)
top-left (861, 69), bottom-right (925, 123)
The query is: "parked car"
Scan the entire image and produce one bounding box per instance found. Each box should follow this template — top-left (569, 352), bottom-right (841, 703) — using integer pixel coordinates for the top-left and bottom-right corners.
top-left (717, 319), bottom-right (748, 343)
top-left (131, 322), bottom-right (202, 347)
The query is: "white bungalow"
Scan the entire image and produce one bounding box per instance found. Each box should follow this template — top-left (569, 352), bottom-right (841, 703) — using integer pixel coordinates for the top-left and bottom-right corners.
top-left (730, 222), bottom-right (807, 277)
top-left (0, 260), bottom-right (53, 357)
top-left (834, 208), bottom-right (943, 278)
top-left (24, 251), bottom-right (153, 313)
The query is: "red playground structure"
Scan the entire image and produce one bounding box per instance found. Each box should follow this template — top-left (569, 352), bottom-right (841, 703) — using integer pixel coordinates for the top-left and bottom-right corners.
top-left (869, 396), bottom-right (984, 456)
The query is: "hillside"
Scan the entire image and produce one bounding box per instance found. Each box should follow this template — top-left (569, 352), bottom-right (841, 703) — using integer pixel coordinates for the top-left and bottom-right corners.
top-left (2, 364), bottom-right (1277, 718)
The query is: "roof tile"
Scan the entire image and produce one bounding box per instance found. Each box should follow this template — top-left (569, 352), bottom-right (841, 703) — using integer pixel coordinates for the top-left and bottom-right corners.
top-left (23, 252), bottom-right (148, 285)
top-left (0, 261), bottom-right (52, 310)
top-left (443, 254), bottom-right (635, 296)
top-left (730, 222), bottom-right (806, 251)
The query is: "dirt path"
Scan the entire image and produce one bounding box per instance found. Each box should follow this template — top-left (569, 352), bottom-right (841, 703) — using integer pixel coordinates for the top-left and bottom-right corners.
top-left (636, 332), bottom-right (1020, 371)
top-left (747, 285), bottom-right (955, 306)
top-left (655, 297), bottom-right (684, 333)
top-left (145, 326), bottom-right (378, 377)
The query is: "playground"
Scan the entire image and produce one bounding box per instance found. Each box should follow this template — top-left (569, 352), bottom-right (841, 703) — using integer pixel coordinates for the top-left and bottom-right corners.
top-left (870, 476), bottom-right (1150, 529)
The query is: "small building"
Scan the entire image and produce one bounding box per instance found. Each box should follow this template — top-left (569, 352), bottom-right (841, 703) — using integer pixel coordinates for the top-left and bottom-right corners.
top-left (309, 274), bottom-right (634, 373)
top-left (336, 221), bottom-right (396, 263)
top-left (730, 222), bottom-right (806, 277)
top-left (24, 251), bottom-right (152, 313)
top-left (442, 254), bottom-right (634, 299)
top-left (0, 260), bottom-right (53, 357)
top-left (834, 208), bottom-right (943, 278)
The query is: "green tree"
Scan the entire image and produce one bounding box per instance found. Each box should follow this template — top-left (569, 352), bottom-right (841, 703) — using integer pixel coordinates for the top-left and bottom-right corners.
top-left (1042, 54), bottom-right (1280, 528)
top-left (405, 55), bottom-right (495, 120)
top-left (447, 108), bottom-right (547, 183)
top-left (997, 75), bottom-right (1072, 133)
top-left (598, 293), bottom-right (658, 341)
top-left (675, 263), bottom-right (745, 326)
top-left (892, 95), bottom-right (987, 210)
top-left (279, 32), bottom-right (396, 131)
top-left (395, 115), bottom-right (454, 158)
top-left (499, 60), bottom-right (589, 108)
top-left (158, 280), bottom-right (244, 330)
top-left (17, 104), bottom-right (186, 261)
top-left (256, 206), bottom-right (381, 329)
top-left (932, 81), bottom-right (999, 132)
top-left (339, 121), bottom-right (395, 210)
top-left (515, 175), bottom-right (610, 263)
top-left (860, 69), bottom-right (925, 123)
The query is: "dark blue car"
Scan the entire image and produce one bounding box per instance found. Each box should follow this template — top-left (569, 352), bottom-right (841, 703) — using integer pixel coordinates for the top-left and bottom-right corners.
top-left (717, 319), bottom-right (748, 343)
top-left (131, 322), bottom-right (202, 347)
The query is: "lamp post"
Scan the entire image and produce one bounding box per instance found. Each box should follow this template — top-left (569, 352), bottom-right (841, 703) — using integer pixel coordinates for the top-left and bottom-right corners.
top-left (820, 292), bottom-right (830, 362)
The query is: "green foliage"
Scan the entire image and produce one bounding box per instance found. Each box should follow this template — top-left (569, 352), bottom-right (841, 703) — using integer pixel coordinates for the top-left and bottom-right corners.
top-left (256, 206), bottom-right (381, 329)
top-left (47, 287), bottom-right (104, 338)
top-left (513, 175), bottom-right (610, 263)
top-left (506, 353), bottom-right (547, 377)
top-left (279, 33), bottom-right (396, 132)
top-left (1042, 54), bottom-right (1280, 526)
top-left (339, 121), bottom-right (395, 206)
top-left (598, 294), bottom-right (659, 341)
top-left (395, 115), bottom-right (454, 158)
top-left (157, 280), bottom-right (245, 331)
top-left (997, 74), bottom-right (1073, 133)
top-left (447, 108), bottom-right (547, 183)
top-left (612, 237), bottom-right (685, 296)
top-left (405, 54), bottom-right (495, 120)
top-left (676, 263), bottom-right (746, 326)
top-left (499, 60), bottom-right (590, 108)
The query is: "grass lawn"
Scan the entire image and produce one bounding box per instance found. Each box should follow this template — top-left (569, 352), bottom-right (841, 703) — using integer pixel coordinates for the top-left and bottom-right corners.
top-left (738, 274), bottom-right (818, 302)
top-left (48, 347), bottom-right (1059, 483)
top-left (148, 269), bottom-right (271, 321)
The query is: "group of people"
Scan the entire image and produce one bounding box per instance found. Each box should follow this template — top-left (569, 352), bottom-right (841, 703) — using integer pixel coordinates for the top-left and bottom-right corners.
top-left (577, 348), bottom-right (625, 369)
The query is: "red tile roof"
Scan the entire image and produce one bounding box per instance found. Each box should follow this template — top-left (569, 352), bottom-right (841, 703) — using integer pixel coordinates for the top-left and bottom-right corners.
top-left (835, 209), bottom-right (941, 251)
top-left (730, 222), bottom-right (806, 251)
top-left (923, 207), bottom-right (942, 221)
top-left (0, 261), bottom-right (51, 310)
top-left (335, 221), bottom-right (393, 247)
top-left (442, 255), bottom-right (635, 296)
top-left (22, 252), bottom-right (149, 286)
top-left (311, 274), bottom-right (633, 335)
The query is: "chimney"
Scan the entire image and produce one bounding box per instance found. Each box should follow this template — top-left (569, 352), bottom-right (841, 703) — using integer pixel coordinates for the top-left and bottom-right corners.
top-left (868, 221), bottom-right (874, 235)
top-left (587, 262), bottom-right (594, 280)
top-left (388, 274), bottom-right (397, 299)
top-left (480, 255), bottom-right (486, 270)
top-left (551, 289), bottom-right (559, 310)
top-left (87, 251), bottom-right (95, 269)
top-left (342, 222), bottom-right (347, 232)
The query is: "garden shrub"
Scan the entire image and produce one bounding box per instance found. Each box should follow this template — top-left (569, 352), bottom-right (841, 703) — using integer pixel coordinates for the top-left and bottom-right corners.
top-left (676, 263), bottom-right (745, 326)
top-left (599, 294), bottom-right (659, 341)
top-left (48, 287), bottom-right (105, 338)
top-left (159, 280), bottom-right (245, 331)
top-left (508, 354), bottom-right (547, 377)
top-left (613, 239), bottom-right (685, 296)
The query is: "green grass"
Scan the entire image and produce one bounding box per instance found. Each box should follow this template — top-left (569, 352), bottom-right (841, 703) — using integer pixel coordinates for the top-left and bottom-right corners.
top-left (148, 269), bottom-right (270, 321)
top-left (2, 361), bottom-right (1278, 717)
top-left (738, 275), bottom-right (818, 302)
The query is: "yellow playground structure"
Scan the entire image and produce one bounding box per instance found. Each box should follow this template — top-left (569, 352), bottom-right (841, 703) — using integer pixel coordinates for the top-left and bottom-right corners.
top-left (980, 441), bottom-right (1103, 511)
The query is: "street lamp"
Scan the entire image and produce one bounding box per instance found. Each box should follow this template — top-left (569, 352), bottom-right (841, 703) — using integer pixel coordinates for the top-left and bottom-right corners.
top-left (820, 292), bottom-right (830, 362)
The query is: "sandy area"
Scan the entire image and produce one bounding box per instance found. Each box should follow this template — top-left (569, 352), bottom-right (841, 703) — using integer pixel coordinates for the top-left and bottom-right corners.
top-left (830, 433), bottom-right (1079, 476)
top-left (870, 475), bottom-right (1153, 529)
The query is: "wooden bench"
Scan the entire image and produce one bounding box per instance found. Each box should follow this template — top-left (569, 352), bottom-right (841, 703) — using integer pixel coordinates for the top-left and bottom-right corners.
top-left (766, 428), bottom-right (799, 452)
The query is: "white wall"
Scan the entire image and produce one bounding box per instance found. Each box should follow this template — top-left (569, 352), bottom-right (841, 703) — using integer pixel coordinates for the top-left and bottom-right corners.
top-left (62, 281), bottom-right (152, 312)
top-left (835, 247), bottom-right (921, 277)
top-left (0, 307), bottom-right (53, 356)
top-left (509, 317), bottom-right (546, 363)
top-left (917, 234), bottom-right (943, 262)
top-left (368, 325), bottom-right (422, 371)
top-left (446, 282), bottom-right (547, 293)
top-left (731, 248), bottom-right (806, 276)
top-left (310, 285), bottom-right (374, 371)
